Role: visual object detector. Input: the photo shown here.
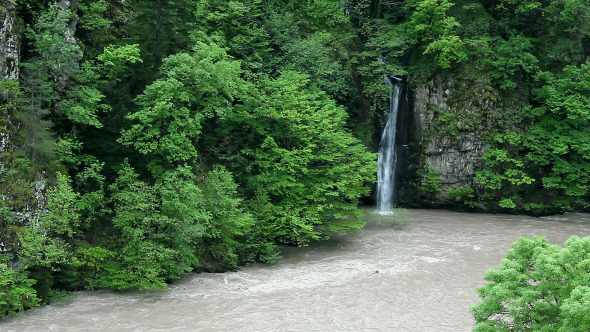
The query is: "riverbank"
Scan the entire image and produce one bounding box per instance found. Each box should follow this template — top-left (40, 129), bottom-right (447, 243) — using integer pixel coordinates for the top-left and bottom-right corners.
top-left (2, 209), bottom-right (589, 331)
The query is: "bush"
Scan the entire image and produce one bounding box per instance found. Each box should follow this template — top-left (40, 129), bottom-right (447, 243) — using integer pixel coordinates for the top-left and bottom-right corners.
top-left (0, 261), bottom-right (40, 318)
top-left (446, 185), bottom-right (478, 208)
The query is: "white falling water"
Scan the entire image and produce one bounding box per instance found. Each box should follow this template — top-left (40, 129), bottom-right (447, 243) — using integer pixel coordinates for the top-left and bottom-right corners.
top-left (377, 77), bottom-right (402, 214)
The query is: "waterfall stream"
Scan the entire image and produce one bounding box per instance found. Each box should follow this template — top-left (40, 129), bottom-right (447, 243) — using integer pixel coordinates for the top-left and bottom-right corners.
top-left (377, 77), bottom-right (402, 214)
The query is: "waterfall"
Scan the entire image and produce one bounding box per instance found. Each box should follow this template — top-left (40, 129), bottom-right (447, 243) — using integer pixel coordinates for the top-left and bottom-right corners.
top-left (377, 77), bottom-right (402, 214)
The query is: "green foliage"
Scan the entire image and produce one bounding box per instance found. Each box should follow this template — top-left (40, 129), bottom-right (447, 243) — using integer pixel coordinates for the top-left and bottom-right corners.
top-left (446, 185), bottom-right (478, 208)
top-left (127, 0), bottom-right (200, 81)
top-left (280, 32), bottom-right (354, 103)
top-left (0, 260), bottom-right (40, 318)
top-left (487, 34), bottom-right (539, 90)
top-left (472, 236), bottom-right (590, 331)
top-left (5, 0), bottom-right (589, 313)
top-left (476, 147), bottom-right (536, 190)
top-left (24, 4), bottom-right (83, 90)
top-left (523, 64), bottom-right (590, 209)
top-left (98, 44), bottom-right (142, 81)
top-left (120, 41), bottom-right (244, 172)
top-left (0, 80), bottom-right (45, 224)
top-left (0, 0), bottom-right (373, 308)
top-left (475, 145), bottom-right (536, 210)
top-left (416, 166), bottom-right (442, 195)
top-left (541, 0), bottom-right (590, 67)
top-left (406, 0), bottom-right (459, 40)
top-left (405, 0), bottom-right (467, 68)
top-left (476, 62), bottom-right (590, 212)
top-left (73, 157), bottom-right (109, 229)
top-left (78, 0), bottom-right (112, 33)
top-left (155, 167), bottom-right (207, 273)
top-left (107, 163), bottom-right (174, 290)
top-left (193, 0), bottom-right (268, 68)
top-left (107, 162), bottom-right (204, 290)
top-left (0, 195), bottom-right (14, 246)
top-left (71, 246), bottom-right (114, 290)
top-left (61, 84), bottom-right (107, 128)
top-left (498, 198), bottom-right (516, 209)
top-left (110, 165), bottom-right (174, 289)
top-left (18, 172), bottom-right (80, 270)
top-left (223, 71), bottom-right (376, 245)
top-left (77, 0), bottom-right (133, 59)
top-left (433, 106), bottom-right (459, 137)
top-left (40, 173), bottom-right (81, 237)
top-left (424, 34), bottom-right (467, 69)
top-left (60, 44), bottom-right (141, 128)
top-left (20, 2), bottom-right (84, 136)
top-left (198, 166), bottom-right (256, 270)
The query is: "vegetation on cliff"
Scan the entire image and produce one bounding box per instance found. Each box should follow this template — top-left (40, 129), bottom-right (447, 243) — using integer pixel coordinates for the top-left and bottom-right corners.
top-left (0, 0), bottom-right (589, 319)
top-left (0, 0), bottom-right (377, 316)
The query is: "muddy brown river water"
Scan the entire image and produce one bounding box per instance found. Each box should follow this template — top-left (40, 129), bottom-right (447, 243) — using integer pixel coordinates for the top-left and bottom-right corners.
top-left (2, 209), bottom-right (590, 331)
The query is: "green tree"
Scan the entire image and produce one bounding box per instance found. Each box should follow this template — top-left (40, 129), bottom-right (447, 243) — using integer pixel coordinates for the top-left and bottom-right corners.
top-left (107, 162), bottom-right (206, 290)
top-left (193, 0), bottom-right (268, 69)
top-left (405, 0), bottom-right (467, 69)
top-left (126, 0), bottom-right (199, 83)
top-left (472, 236), bottom-right (590, 331)
top-left (221, 71), bottom-right (376, 245)
top-left (198, 166), bottom-right (257, 271)
top-left (107, 163), bottom-right (174, 290)
top-left (523, 63), bottom-right (590, 210)
top-left (0, 260), bottom-right (40, 318)
top-left (278, 31), bottom-right (354, 103)
top-left (77, 0), bottom-right (134, 59)
top-left (17, 172), bottom-right (82, 300)
top-left (487, 34), bottom-right (539, 90)
top-left (18, 172), bottom-right (81, 270)
top-left (120, 41), bottom-right (244, 175)
top-left (21, 3), bottom-right (82, 132)
top-left (475, 62), bottom-right (590, 213)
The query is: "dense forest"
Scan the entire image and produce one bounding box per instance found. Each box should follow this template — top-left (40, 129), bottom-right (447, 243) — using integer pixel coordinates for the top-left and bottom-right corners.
top-left (0, 0), bottom-right (589, 318)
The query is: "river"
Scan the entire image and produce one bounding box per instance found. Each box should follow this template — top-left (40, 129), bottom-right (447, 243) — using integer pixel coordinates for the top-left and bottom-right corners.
top-left (2, 209), bottom-right (590, 331)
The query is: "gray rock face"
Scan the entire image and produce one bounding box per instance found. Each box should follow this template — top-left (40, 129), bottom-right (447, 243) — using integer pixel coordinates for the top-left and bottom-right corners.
top-left (54, 0), bottom-right (82, 91)
top-left (0, 0), bottom-right (20, 257)
top-left (0, 1), bottom-right (76, 258)
top-left (0, 0), bottom-right (19, 81)
top-left (1, 0), bottom-right (19, 156)
top-left (411, 74), bottom-right (494, 204)
top-left (423, 134), bottom-right (488, 187)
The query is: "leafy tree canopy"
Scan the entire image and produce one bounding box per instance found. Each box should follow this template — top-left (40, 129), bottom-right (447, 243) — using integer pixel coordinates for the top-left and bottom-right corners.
top-left (472, 236), bottom-right (590, 331)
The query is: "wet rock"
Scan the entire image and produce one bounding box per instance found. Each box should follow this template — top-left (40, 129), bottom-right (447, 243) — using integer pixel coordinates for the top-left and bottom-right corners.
top-left (0, 0), bottom-right (20, 80)
top-left (410, 74), bottom-right (495, 205)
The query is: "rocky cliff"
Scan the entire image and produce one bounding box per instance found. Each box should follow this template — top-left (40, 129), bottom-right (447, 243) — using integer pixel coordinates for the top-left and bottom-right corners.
top-left (0, 0), bottom-right (81, 260)
top-left (0, 0), bottom-right (21, 258)
top-left (406, 73), bottom-right (498, 207)
top-left (0, 0), bottom-right (19, 80)
top-left (1, 0), bottom-right (19, 152)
